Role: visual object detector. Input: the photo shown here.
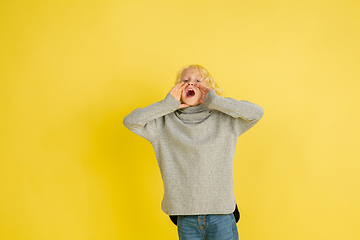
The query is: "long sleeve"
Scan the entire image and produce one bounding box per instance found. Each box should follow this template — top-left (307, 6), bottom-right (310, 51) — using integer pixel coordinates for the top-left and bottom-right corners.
top-left (123, 93), bottom-right (180, 141)
top-left (123, 89), bottom-right (263, 215)
top-left (203, 89), bottom-right (264, 135)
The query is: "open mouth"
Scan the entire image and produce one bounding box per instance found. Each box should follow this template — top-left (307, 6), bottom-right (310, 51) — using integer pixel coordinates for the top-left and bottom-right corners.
top-left (186, 89), bottom-right (195, 98)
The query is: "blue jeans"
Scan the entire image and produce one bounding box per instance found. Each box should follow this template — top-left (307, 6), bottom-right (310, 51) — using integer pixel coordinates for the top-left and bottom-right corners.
top-left (177, 214), bottom-right (239, 240)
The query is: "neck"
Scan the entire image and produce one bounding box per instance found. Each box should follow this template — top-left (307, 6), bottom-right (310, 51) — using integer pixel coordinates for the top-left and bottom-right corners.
top-left (175, 104), bottom-right (213, 123)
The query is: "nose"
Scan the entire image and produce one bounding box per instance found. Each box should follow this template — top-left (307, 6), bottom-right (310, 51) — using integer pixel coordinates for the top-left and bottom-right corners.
top-left (187, 80), bottom-right (195, 86)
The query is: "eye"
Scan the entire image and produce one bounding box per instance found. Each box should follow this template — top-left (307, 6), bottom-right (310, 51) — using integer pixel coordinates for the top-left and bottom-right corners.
top-left (196, 80), bottom-right (201, 82)
top-left (183, 79), bottom-right (189, 82)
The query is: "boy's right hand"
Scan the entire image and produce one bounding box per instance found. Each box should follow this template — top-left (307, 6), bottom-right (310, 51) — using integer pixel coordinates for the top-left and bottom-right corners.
top-left (169, 82), bottom-right (189, 109)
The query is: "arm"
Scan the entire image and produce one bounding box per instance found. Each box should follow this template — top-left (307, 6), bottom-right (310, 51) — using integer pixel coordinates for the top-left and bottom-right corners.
top-left (123, 83), bottom-right (187, 141)
top-left (123, 93), bottom-right (180, 141)
top-left (197, 84), bottom-right (264, 135)
top-left (203, 89), bottom-right (264, 123)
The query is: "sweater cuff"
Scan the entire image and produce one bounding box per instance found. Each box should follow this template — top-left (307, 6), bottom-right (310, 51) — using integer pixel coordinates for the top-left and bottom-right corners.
top-left (164, 93), bottom-right (181, 109)
top-left (203, 89), bottom-right (217, 106)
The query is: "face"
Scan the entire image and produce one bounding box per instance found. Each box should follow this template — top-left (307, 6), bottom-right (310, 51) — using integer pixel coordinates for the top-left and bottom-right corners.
top-left (180, 67), bottom-right (204, 106)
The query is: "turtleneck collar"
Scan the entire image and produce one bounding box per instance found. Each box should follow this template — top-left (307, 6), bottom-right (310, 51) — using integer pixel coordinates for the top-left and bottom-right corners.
top-left (175, 104), bottom-right (213, 123)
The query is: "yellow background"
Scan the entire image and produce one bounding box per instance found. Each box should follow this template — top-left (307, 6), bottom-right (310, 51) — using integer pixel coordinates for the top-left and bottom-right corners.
top-left (1, 0), bottom-right (360, 239)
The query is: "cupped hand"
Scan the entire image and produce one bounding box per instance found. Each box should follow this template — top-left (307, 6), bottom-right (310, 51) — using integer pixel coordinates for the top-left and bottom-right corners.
top-left (196, 83), bottom-right (211, 104)
top-left (169, 82), bottom-right (190, 109)
top-left (170, 82), bottom-right (186, 101)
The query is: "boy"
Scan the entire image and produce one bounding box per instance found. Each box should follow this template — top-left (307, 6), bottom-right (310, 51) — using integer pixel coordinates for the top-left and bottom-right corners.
top-left (123, 65), bottom-right (263, 239)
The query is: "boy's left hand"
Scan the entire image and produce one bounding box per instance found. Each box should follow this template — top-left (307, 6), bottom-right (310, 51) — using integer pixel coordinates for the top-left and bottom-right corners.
top-left (197, 83), bottom-right (211, 104)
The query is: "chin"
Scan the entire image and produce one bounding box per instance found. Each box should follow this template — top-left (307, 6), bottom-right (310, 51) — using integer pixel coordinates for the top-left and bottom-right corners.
top-left (187, 100), bottom-right (201, 106)
top-left (181, 94), bottom-right (202, 106)
top-left (189, 103), bottom-right (200, 106)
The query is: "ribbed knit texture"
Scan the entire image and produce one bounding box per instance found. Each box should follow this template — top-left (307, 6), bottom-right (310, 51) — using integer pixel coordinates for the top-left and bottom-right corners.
top-left (123, 90), bottom-right (263, 215)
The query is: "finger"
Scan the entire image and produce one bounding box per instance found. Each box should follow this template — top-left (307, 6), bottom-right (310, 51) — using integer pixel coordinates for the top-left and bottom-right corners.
top-left (171, 82), bottom-right (183, 92)
top-left (197, 85), bottom-right (207, 94)
top-left (197, 85), bottom-right (210, 94)
top-left (175, 82), bottom-right (183, 89)
top-left (196, 83), bottom-right (204, 90)
top-left (178, 103), bottom-right (190, 109)
top-left (177, 82), bottom-right (186, 90)
top-left (178, 82), bottom-right (187, 90)
top-left (170, 83), bottom-right (178, 91)
top-left (197, 83), bottom-right (209, 90)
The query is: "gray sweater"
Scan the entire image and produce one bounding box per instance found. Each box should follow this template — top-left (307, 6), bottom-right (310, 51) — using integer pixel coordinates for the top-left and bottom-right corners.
top-left (123, 89), bottom-right (264, 216)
